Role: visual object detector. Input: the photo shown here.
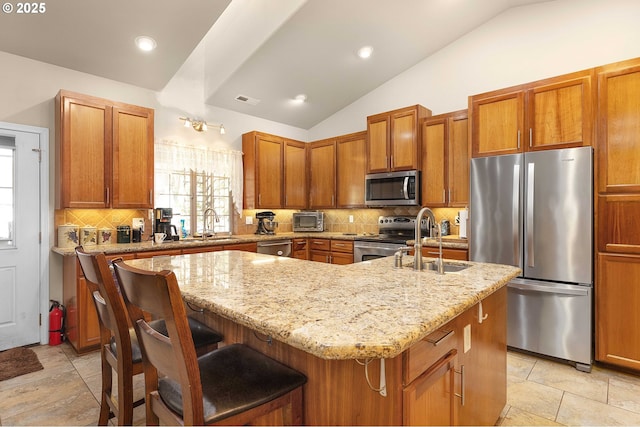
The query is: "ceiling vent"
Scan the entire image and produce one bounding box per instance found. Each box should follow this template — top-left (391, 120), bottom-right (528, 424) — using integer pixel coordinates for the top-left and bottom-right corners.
top-left (235, 94), bottom-right (261, 106)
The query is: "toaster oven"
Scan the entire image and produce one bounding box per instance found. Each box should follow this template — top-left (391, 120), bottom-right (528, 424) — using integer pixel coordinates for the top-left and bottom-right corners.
top-left (293, 212), bottom-right (324, 232)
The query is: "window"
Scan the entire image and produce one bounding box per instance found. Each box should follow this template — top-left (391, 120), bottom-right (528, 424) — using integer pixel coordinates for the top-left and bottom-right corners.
top-left (0, 136), bottom-right (15, 248)
top-left (154, 140), bottom-right (243, 237)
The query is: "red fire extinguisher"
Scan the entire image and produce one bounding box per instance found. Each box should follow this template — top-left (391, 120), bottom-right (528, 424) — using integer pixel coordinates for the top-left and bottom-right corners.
top-left (49, 300), bottom-right (65, 346)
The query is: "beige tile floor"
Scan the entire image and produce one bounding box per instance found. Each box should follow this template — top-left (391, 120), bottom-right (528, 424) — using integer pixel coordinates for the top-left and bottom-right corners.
top-left (1, 343), bottom-right (640, 426)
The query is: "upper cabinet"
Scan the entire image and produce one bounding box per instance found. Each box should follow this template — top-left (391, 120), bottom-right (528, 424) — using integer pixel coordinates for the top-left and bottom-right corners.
top-left (596, 60), bottom-right (640, 194)
top-left (469, 69), bottom-right (595, 157)
top-left (366, 105), bottom-right (431, 172)
top-left (336, 131), bottom-right (367, 208)
top-left (421, 110), bottom-right (469, 208)
top-left (243, 131), bottom-right (307, 209)
top-left (309, 138), bottom-right (336, 209)
top-left (284, 139), bottom-right (308, 208)
top-left (55, 90), bottom-right (154, 209)
top-left (309, 131), bottom-right (367, 209)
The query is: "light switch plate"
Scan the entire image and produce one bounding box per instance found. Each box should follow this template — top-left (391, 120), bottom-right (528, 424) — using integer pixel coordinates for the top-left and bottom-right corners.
top-left (349, 215), bottom-right (354, 223)
top-left (464, 324), bottom-right (471, 353)
top-left (132, 217), bottom-right (145, 231)
top-left (245, 216), bottom-right (253, 225)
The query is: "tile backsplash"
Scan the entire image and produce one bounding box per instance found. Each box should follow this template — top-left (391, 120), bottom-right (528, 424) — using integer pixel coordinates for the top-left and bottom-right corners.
top-left (55, 206), bottom-right (466, 246)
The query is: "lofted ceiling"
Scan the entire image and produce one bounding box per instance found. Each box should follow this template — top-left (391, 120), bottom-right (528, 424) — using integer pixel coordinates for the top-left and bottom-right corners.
top-left (0, 0), bottom-right (552, 129)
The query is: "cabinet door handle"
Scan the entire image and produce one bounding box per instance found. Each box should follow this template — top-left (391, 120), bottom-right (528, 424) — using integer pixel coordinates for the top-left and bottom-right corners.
top-left (517, 130), bottom-right (521, 149)
top-left (529, 128), bottom-right (533, 148)
top-left (149, 190), bottom-right (153, 205)
top-left (455, 364), bottom-right (465, 406)
top-left (105, 187), bottom-right (109, 204)
top-left (478, 301), bottom-right (489, 324)
top-left (442, 189), bottom-right (446, 203)
top-left (425, 329), bottom-right (455, 346)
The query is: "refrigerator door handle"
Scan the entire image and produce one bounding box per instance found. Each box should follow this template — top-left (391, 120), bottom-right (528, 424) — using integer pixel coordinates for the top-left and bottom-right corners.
top-left (509, 282), bottom-right (590, 296)
top-left (512, 164), bottom-right (520, 265)
top-left (527, 162), bottom-right (535, 267)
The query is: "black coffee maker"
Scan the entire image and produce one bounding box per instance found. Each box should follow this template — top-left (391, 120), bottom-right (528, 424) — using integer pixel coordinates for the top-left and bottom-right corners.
top-left (255, 211), bottom-right (278, 235)
top-left (154, 208), bottom-right (179, 241)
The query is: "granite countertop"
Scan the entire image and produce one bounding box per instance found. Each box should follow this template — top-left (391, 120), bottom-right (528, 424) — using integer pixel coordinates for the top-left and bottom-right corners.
top-left (52, 232), bottom-right (468, 256)
top-left (124, 251), bottom-right (518, 360)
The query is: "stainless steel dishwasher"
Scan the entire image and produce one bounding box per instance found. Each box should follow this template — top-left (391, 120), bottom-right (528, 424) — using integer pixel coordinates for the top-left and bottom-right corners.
top-left (256, 240), bottom-right (292, 257)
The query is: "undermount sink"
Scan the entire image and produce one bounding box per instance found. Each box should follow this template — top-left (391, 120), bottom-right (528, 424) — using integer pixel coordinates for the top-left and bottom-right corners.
top-left (407, 260), bottom-right (472, 273)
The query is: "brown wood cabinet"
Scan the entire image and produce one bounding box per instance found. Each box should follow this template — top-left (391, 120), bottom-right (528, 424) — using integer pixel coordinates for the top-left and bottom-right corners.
top-left (292, 238), bottom-right (308, 260)
top-left (308, 238), bottom-right (353, 264)
top-left (243, 131), bottom-right (306, 209)
top-left (366, 105), bottom-right (431, 173)
top-left (402, 322), bottom-right (458, 426)
top-left (55, 90), bottom-right (154, 209)
top-left (63, 252), bottom-right (135, 353)
top-left (419, 247), bottom-right (469, 261)
top-left (469, 69), bottom-right (594, 157)
top-left (308, 138), bottom-right (336, 208)
top-left (596, 253), bottom-right (640, 371)
top-left (421, 110), bottom-right (469, 207)
top-left (595, 58), bottom-right (640, 372)
top-left (336, 131), bottom-right (367, 207)
top-left (284, 139), bottom-right (308, 208)
top-left (456, 287), bottom-right (507, 426)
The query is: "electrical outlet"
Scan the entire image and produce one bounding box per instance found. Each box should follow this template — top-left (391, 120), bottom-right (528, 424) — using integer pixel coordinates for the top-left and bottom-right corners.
top-left (464, 324), bottom-right (471, 353)
top-left (349, 215), bottom-right (354, 223)
top-left (245, 216), bottom-right (253, 225)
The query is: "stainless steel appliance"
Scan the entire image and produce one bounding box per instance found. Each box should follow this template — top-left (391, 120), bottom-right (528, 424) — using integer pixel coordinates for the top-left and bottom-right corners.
top-left (255, 211), bottom-right (278, 235)
top-left (292, 211), bottom-right (324, 232)
top-left (470, 146), bottom-right (593, 371)
top-left (365, 170), bottom-right (421, 207)
top-left (353, 215), bottom-right (430, 262)
top-left (257, 240), bottom-right (292, 257)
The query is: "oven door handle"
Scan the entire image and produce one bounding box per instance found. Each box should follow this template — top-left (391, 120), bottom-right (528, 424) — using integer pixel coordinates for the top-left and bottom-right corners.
top-left (355, 244), bottom-right (407, 251)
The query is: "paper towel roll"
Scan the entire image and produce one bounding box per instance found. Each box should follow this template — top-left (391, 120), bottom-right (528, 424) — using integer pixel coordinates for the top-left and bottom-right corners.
top-left (458, 209), bottom-right (468, 239)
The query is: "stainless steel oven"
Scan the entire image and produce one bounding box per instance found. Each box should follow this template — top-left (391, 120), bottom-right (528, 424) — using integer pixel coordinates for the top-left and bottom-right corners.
top-left (353, 215), bottom-right (429, 262)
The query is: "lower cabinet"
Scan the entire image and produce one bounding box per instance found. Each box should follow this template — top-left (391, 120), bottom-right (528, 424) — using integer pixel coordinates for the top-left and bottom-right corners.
top-left (309, 238), bottom-right (354, 264)
top-left (63, 252), bottom-right (135, 353)
top-left (456, 286), bottom-right (507, 426)
top-left (292, 238), bottom-right (308, 260)
top-left (401, 286), bottom-right (507, 425)
top-left (596, 253), bottom-right (640, 371)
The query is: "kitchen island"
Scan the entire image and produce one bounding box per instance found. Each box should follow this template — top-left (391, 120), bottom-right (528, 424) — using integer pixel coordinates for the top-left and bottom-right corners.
top-left (124, 251), bottom-right (519, 425)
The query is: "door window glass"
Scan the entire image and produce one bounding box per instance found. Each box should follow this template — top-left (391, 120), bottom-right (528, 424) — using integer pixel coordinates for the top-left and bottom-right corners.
top-left (0, 136), bottom-right (15, 247)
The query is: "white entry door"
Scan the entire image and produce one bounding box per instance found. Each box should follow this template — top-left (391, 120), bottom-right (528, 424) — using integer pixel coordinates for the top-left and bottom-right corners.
top-left (0, 125), bottom-right (45, 350)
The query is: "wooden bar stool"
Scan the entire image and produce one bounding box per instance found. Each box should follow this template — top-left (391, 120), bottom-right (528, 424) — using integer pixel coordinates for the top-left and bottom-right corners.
top-left (113, 259), bottom-right (307, 426)
top-left (75, 247), bottom-right (223, 425)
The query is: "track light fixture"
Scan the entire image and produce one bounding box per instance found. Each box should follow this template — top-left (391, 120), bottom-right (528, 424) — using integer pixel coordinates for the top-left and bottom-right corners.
top-left (179, 117), bottom-right (225, 134)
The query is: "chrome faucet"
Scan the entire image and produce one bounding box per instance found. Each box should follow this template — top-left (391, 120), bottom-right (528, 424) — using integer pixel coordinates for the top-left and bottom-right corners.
top-left (202, 207), bottom-right (219, 239)
top-left (414, 207), bottom-right (444, 274)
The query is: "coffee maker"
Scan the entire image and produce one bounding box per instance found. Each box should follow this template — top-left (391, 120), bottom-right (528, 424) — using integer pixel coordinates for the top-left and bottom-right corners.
top-left (154, 208), bottom-right (179, 241)
top-left (255, 211), bottom-right (278, 235)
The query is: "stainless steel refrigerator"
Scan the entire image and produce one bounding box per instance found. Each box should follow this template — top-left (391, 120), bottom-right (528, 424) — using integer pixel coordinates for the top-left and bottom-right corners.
top-left (469, 146), bottom-right (593, 371)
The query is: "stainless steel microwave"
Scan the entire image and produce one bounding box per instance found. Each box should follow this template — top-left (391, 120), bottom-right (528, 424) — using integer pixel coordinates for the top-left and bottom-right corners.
top-left (292, 211), bottom-right (324, 232)
top-left (365, 170), bottom-right (421, 206)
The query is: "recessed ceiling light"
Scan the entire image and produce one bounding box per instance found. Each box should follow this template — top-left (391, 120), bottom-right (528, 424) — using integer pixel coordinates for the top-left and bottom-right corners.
top-left (293, 94), bottom-right (307, 104)
top-left (135, 36), bottom-right (157, 52)
top-left (357, 46), bottom-right (374, 59)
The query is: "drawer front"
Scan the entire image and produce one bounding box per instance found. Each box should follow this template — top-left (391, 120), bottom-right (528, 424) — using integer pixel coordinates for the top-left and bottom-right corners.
top-left (403, 323), bottom-right (457, 386)
top-left (331, 240), bottom-right (353, 253)
top-left (309, 239), bottom-right (331, 251)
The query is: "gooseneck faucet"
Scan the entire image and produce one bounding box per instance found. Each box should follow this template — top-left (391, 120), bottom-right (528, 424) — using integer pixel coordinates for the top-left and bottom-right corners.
top-left (202, 207), bottom-right (219, 240)
top-left (414, 207), bottom-right (444, 274)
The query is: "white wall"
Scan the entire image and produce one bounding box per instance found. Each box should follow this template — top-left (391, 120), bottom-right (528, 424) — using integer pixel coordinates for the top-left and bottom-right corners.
top-left (308, 0), bottom-right (640, 140)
